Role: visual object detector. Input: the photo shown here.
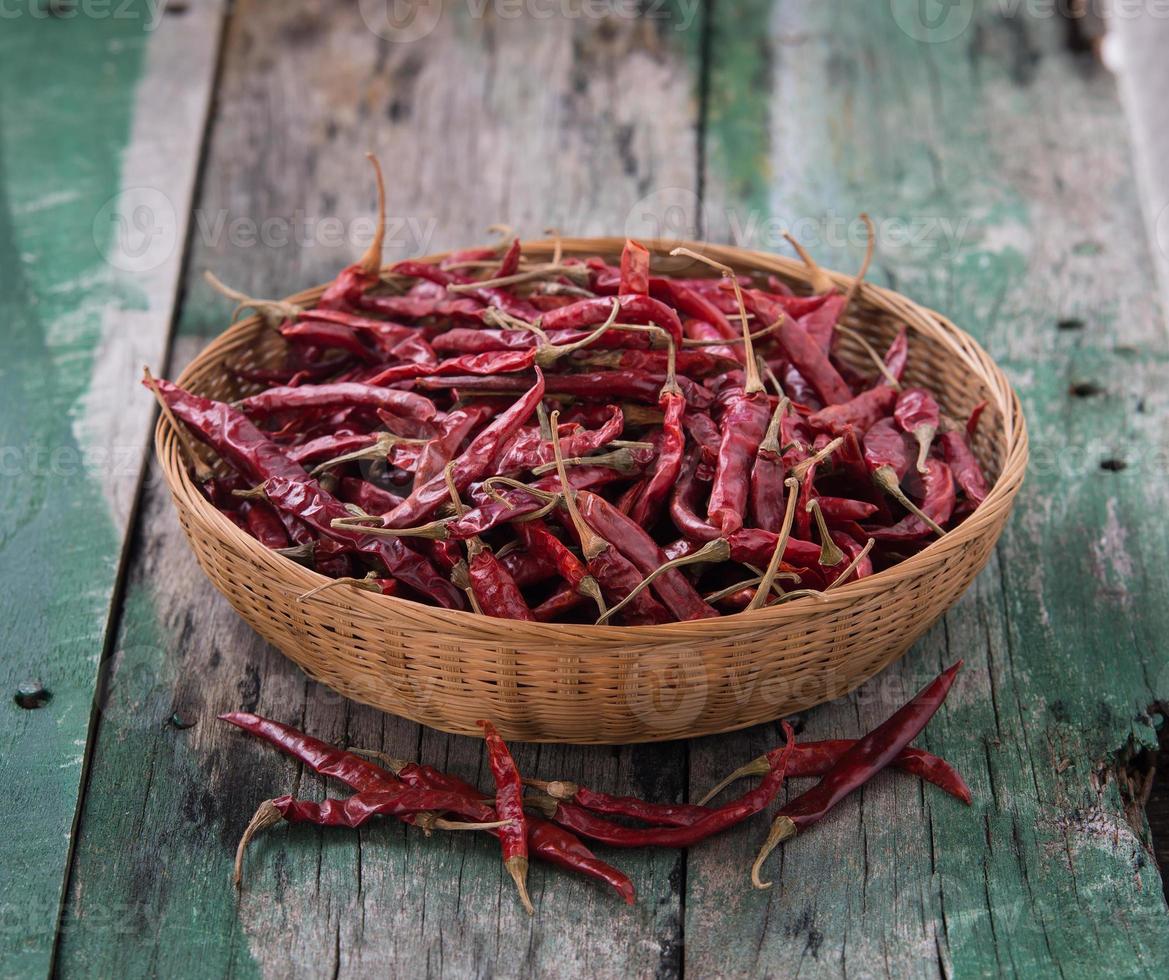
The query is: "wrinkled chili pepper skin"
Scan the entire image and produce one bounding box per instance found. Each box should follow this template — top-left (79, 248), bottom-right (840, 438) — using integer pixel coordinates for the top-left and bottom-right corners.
top-left (707, 390), bottom-right (773, 535)
top-left (220, 712), bottom-right (399, 792)
top-left (620, 239), bottom-right (650, 295)
top-left (478, 720), bottom-right (532, 911)
top-left (272, 789), bottom-right (490, 827)
top-left (540, 294), bottom-right (684, 349)
top-left (868, 459), bottom-right (956, 540)
top-left (383, 370), bottom-right (545, 529)
top-left (884, 327), bottom-right (908, 381)
top-left (527, 817), bottom-right (636, 904)
top-left (578, 491), bottom-right (718, 621)
top-left (628, 392), bottom-right (685, 527)
top-left (467, 549), bottom-right (536, 621)
top-left (770, 662), bottom-right (962, 835)
top-left (778, 318), bottom-right (853, 405)
top-left (239, 382), bottom-right (437, 423)
top-left (261, 475), bottom-right (465, 609)
top-left (546, 725), bottom-right (796, 848)
top-left (864, 417), bottom-right (914, 481)
top-left (940, 429), bottom-right (989, 505)
top-left (516, 520), bottom-right (590, 595)
top-left (808, 385), bottom-right (897, 436)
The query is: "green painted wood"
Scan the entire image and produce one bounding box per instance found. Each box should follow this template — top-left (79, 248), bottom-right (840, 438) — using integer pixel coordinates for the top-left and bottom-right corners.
top-left (687, 1), bottom-right (1169, 976)
top-left (58, 3), bottom-right (703, 976)
top-left (0, 3), bottom-right (222, 976)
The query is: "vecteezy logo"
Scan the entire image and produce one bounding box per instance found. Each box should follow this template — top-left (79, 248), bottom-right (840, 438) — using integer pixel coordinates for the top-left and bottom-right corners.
top-left (359, 0), bottom-right (444, 43)
top-left (1155, 203), bottom-right (1169, 264)
top-left (92, 186), bottom-right (177, 274)
top-left (624, 185), bottom-right (710, 251)
top-left (889, 0), bottom-right (975, 44)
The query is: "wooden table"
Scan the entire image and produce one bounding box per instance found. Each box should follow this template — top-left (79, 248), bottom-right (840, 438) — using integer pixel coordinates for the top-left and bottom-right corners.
top-left (4, 1), bottom-right (1169, 976)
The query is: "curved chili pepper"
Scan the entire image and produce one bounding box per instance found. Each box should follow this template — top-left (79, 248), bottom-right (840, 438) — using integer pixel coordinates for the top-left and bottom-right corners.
top-left (241, 501), bottom-right (291, 550)
top-left (884, 326), bottom-right (909, 382)
top-left (707, 388), bottom-right (773, 535)
top-left (493, 407), bottom-right (624, 475)
top-left (868, 458), bottom-right (955, 541)
top-left (777, 317), bottom-right (853, 405)
top-left (417, 371), bottom-right (713, 411)
top-left (261, 474), bottom-right (465, 609)
top-left (752, 662), bottom-right (962, 888)
top-left (807, 384), bottom-right (897, 436)
top-left (798, 292), bottom-right (847, 352)
top-left (239, 382), bottom-right (437, 424)
top-left (411, 404), bottom-right (495, 486)
top-left (940, 425), bottom-right (989, 505)
top-left (816, 496), bottom-right (879, 524)
top-left (577, 490), bottom-right (717, 621)
top-left (682, 316), bottom-right (742, 366)
top-left (495, 237), bottom-right (522, 278)
top-left (863, 419), bottom-right (948, 537)
top-left (381, 369), bottom-right (545, 529)
top-left (390, 260), bottom-right (540, 321)
top-left (540, 294), bottom-right (684, 350)
top-left (539, 724), bottom-right (796, 848)
top-left (532, 583), bottom-right (587, 622)
top-left (478, 720), bottom-right (534, 914)
top-left (749, 400), bottom-right (788, 533)
top-left (288, 431), bottom-right (377, 466)
top-left (317, 154), bottom-right (386, 310)
top-left (466, 547), bottom-right (536, 621)
top-left (279, 319), bottom-right (379, 363)
top-left (516, 519), bottom-right (603, 613)
top-left (366, 349), bottom-right (535, 385)
top-left (894, 387), bottom-right (940, 473)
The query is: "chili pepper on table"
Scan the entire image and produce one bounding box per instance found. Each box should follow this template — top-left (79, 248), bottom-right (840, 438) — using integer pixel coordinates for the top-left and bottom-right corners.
top-left (751, 661), bottom-right (963, 887)
top-left (478, 720), bottom-right (534, 914)
top-left (533, 724), bottom-right (797, 848)
top-left (224, 713), bottom-right (637, 904)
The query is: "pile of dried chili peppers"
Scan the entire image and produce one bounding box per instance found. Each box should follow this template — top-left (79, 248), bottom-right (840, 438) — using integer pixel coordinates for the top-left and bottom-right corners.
top-left (147, 157), bottom-right (990, 622)
top-left (224, 661), bottom-right (968, 910)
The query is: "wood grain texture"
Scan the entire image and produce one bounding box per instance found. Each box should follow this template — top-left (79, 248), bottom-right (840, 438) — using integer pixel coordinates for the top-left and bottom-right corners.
top-left (688, 1), bottom-right (1169, 976)
top-left (59, 2), bottom-right (700, 976)
top-left (0, 2), bottom-right (222, 976)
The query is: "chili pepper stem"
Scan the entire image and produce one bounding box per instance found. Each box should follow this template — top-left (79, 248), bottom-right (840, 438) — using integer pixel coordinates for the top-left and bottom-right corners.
top-left (434, 818), bottom-right (511, 832)
top-left (534, 297), bottom-right (621, 368)
top-left (203, 271), bottom-right (302, 326)
top-left (748, 478), bottom-right (800, 611)
top-left (790, 437), bottom-right (844, 483)
top-left (524, 778), bottom-right (579, 799)
top-left (806, 499), bottom-right (846, 567)
top-left (669, 246), bottom-right (765, 395)
top-left (143, 366), bottom-right (216, 484)
top-left (331, 516), bottom-right (452, 540)
top-left (550, 411), bottom-right (611, 562)
top-left (578, 574), bottom-right (608, 619)
top-left (506, 855), bottom-right (536, 915)
top-left (298, 575), bottom-right (383, 602)
top-left (358, 153), bottom-right (387, 276)
top-left (750, 815), bottom-right (798, 890)
top-left (697, 755), bottom-right (770, 806)
top-left (782, 232), bottom-right (834, 295)
top-left (595, 538), bottom-right (730, 625)
top-left (233, 799), bottom-right (283, 889)
top-left (914, 426), bottom-right (937, 474)
top-left (841, 213), bottom-right (875, 310)
top-left (310, 432), bottom-right (427, 476)
top-left (874, 467), bottom-right (947, 536)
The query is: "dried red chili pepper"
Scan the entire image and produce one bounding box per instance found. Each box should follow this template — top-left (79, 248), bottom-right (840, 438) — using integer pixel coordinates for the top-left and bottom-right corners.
top-left (374, 370), bottom-right (545, 529)
top-left (940, 423), bottom-right (989, 506)
top-left (884, 326), bottom-right (908, 381)
top-left (863, 418), bottom-right (946, 536)
top-left (807, 384), bottom-right (897, 436)
top-left (619, 239), bottom-right (650, 295)
top-left (540, 294), bottom-right (684, 349)
top-left (516, 519), bottom-right (605, 616)
top-left (535, 724), bottom-right (796, 848)
top-left (317, 154), bottom-right (387, 311)
top-left (752, 661), bottom-right (962, 887)
top-left (868, 458), bottom-right (955, 541)
top-left (239, 382), bottom-right (437, 425)
top-left (894, 387), bottom-right (940, 473)
top-left (478, 720), bottom-right (534, 914)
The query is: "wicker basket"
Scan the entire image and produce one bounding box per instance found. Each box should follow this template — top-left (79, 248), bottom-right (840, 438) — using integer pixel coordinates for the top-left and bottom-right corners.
top-left (157, 238), bottom-right (1026, 743)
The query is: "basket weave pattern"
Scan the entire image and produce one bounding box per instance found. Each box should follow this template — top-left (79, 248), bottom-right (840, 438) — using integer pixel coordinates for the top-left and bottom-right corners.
top-left (158, 238), bottom-right (1027, 743)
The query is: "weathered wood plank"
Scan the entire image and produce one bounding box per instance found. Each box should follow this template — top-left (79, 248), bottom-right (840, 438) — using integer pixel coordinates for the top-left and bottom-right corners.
top-left (0, 2), bottom-right (223, 976)
top-left (688, 2), bottom-right (1169, 976)
top-left (58, 3), bottom-right (701, 976)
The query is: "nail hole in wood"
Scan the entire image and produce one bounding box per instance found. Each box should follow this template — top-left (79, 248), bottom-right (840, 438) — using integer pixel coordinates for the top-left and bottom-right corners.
top-left (1057, 318), bottom-right (1085, 331)
top-left (1069, 381), bottom-right (1104, 398)
top-left (15, 683), bottom-right (51, 709)
top-left (1100, 458), bottom-right (1127, 472)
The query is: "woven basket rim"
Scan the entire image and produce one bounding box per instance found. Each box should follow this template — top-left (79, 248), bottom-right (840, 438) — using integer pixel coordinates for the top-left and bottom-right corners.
top-left (158, 236), bottom-right (1028, 640)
